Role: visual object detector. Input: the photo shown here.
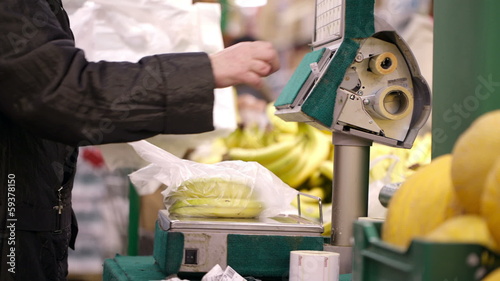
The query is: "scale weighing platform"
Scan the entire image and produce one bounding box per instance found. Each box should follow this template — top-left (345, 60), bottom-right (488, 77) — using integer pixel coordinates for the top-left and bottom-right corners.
top-left (152, 209), bottom-right (325, 280)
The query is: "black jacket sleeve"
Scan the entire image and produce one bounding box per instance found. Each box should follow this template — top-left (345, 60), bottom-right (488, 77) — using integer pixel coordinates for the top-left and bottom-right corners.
top-left (0, 0), bottom-right (216, 147)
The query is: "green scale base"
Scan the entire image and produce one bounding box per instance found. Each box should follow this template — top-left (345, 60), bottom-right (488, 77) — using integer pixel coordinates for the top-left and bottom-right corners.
top-left (103, 214), bottom-right (350, 280)
top-left (103, 254), bottom-right (353, 281)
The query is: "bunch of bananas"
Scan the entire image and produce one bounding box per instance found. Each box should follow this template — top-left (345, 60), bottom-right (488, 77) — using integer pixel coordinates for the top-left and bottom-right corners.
top-left (166, 177), bottom-right (264, 219)
top-left (221, 105), bottom-right (334, 224)
top-left (369, 132), bottom-right (432, 184)
top-left (224, 123), bottom-right (274, 149)
top-left (227, 122), bottom-right (333, 190)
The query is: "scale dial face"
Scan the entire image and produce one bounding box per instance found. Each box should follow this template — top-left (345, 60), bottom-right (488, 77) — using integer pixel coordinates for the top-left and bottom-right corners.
top-left (314, 0), bottom-right (344, 46)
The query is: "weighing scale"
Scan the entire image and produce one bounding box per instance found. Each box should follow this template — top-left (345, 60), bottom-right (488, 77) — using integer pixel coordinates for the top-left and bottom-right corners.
top-left (154, 194), bottom-right (325, 279)
top-left (153, 0), bottom-right (431, 278)
top-left (274, 0), bottom-right (431, 274)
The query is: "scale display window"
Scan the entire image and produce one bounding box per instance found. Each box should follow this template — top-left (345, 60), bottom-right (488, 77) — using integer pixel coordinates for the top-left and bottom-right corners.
top-left (314, 0), bottom-right (344, 47)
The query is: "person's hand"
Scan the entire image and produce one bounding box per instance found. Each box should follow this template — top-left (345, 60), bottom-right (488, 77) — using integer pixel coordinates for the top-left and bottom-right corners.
top-left (209, 41), bottom-right (280, 89)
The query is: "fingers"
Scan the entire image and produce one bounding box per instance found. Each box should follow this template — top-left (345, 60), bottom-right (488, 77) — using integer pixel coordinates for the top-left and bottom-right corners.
top-left (242, 72), bottom-right (264, 89)
top-left (249, 41), bottom-right (281, 73)
top-left (251, 60), bottom-right (272, 77)
top-left (267, 55), bottom-right (280, 73)
top-left (209, 40), bottom-right (280, 89)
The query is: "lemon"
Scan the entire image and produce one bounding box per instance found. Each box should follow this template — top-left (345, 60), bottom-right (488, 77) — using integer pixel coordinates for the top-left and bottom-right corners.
top-left (451, 110), bottom-right (500, 214)
top-left (481, 157), bottom-right (500, 249)
top-left (382, 154), bottom-right (464, 249)
top-left (424, 215), bottom-right (497, 251)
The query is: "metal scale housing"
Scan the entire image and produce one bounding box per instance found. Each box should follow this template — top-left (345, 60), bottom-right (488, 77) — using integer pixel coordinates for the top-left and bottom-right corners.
top-left (273, 0), bottom-right (431, 274)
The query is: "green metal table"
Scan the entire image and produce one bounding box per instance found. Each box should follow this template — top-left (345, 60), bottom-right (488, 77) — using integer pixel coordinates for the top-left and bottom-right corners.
top-left (103, 255), bottom-right (352, 281)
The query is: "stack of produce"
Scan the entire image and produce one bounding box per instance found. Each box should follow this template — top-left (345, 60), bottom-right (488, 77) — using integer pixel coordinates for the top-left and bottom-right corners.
top-left (382, 110), bottom-right (500, 279)
top-left (226, 122), bottom-right (332, 190)
top-left (224, 105), bottom-right (334, 222)
top-left (165, 177), bottom-right (264, 219)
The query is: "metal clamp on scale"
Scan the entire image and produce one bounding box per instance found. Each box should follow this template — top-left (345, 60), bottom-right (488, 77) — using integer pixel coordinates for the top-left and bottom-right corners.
top-left (274, 0), bottom-right (431, 274)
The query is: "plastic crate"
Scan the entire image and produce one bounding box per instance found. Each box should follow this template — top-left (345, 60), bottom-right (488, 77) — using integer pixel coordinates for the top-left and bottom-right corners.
top-left (352, 220), bottom-right (500, 281)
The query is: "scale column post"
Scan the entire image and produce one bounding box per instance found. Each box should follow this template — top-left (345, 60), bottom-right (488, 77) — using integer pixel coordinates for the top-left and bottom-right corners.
top-left (326, 132), bottom-right (371, 274)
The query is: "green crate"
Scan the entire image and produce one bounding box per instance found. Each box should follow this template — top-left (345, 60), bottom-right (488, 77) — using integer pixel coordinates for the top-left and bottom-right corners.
top-left (352, 220), bottom-right (500, 281)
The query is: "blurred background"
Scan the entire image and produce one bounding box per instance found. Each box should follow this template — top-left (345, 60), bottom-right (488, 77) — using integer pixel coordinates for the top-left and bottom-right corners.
top-left (61, 0), bottom-right (434, 280)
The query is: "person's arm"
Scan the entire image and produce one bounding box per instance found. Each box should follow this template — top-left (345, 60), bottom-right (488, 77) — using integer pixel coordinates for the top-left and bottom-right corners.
top-left (0, 0), bottom-right (216, 146)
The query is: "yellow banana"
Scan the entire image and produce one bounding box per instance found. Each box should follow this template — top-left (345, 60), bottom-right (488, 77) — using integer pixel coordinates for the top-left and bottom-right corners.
top-left (263, 138), bottom-right (306, 177)
top-left (276, 133), bottom-right (299, 143)
top-left (328, 144), bottom-right (334, 161)
top-left (319, 160), bottom-right (334, 181)
top-left (284, 125), bottom-right (331, 188)
top-left (167, 177), bottom-right (256, 201)
top-left (273, 142), bottom-right (310, 187)
top-left (391, 147), bottom-right (411, 182)
top-left (238, 124), bottom-right (265, 149)
top-left (170, 206), bottom-right (263, 218)
top-left (169, 198), bottom-right (264, 218)
top-left (266, 103), bottom-right (299, 134)
top-left (170, 198), bottom-right (263, 210)
top-left (307, 170), bottom-right (326, 188)
top-left (369, 155), bottom-right (393, 183)
top-left (224, 128), bottom-right (244, 148)
top-left (226, 137), bottom-right (300, 165)
top-left (322, 221), bottom-right (332, 236)
top-left (406, 132), bottom-right (432, 169)
top-left (194, 154), bottom-right (223, 165)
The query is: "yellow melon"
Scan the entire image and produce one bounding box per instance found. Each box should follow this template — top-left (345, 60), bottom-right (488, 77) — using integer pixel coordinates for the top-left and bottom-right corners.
top-left (483, 268), bottom-right (500, 281)
top-left (382, 154), bottom-right (464, 249)
top-left (481, 157), bottom-right (500, 249)
top-left (451, 110), bottom-right (500, 214)
top-left (424, 215), bottom-right (497, 251)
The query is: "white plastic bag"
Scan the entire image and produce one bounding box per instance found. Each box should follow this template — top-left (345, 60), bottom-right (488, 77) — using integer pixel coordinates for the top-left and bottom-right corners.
top-left (128, 140), bottom-right (299, 219)
top-left (70, 0), bottom-right (224, 59)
